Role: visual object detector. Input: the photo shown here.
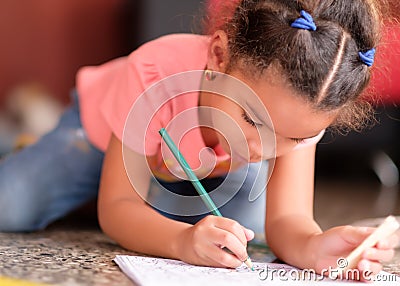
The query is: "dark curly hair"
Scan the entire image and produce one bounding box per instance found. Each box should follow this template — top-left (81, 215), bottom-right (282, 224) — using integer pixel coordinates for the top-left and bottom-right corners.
top-left (204, 0), bottom-right (387, 132)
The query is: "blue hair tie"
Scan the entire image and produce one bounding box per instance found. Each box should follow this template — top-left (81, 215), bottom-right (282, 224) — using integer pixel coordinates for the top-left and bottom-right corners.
top-left (291, 10), bottom-right (317, 31)
top-left (358, 48), bottom-right (376, 67)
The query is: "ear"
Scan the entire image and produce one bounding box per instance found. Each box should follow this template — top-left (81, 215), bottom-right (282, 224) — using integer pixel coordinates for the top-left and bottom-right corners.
top-left (207, 30), bottom-right (230, 72)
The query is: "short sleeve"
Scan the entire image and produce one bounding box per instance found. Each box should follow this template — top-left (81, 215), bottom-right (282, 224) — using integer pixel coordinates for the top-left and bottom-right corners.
top-left (77, 51), bottom-right (164, 153)
top-left (76, 34), bottom-right (210, 152)
top-left (98, 53), bottom-right (163, 154)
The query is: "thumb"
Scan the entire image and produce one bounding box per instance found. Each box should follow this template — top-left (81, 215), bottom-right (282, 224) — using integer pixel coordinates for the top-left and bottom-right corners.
top-left (243, 227), bottom-right (255, 241)
top-left (340, 226), bottom-right (375, 246)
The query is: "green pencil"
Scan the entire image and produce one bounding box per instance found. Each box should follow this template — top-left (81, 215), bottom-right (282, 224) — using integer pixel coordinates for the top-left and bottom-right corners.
top-left (159, 128), bottom-right (254, 271)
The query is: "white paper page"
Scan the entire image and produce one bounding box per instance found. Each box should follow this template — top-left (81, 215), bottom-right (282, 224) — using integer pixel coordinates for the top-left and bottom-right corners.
top-left (114, 255), bottom-right (399, 286)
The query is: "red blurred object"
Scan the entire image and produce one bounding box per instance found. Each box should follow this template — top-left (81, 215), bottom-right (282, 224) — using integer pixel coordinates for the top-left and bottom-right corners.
top-left (206, 0), bottom-right (400, 105)
top-left (0, 0), bottom-right (134, 106)
top-left (368, 23), bottom-right (400, 105)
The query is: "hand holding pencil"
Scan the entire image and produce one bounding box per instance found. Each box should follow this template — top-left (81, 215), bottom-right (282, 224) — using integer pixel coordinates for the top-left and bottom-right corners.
top-left (310, 216), bottom-right (399, 281)
top-left (175, 215), bottom-right (255, 269)
top-left (159, 128), bottom-right (255, 269)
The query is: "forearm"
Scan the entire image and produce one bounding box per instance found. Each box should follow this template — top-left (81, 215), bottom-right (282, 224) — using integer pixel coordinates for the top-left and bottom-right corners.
top-left (98, 135), bottom-right (190, 258)
top-left (265, 146), bottom-right (322, 269)
top-left (266, 214), bottom-right (322, 269)
top-left (99, 199), bottom-right (190, 259)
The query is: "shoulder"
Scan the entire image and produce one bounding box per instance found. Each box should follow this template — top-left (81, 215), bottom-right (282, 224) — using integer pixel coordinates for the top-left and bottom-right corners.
top-left (129, 34), bottom-right (209, 67)
top-left (137, 33), bottom-right (210, 51)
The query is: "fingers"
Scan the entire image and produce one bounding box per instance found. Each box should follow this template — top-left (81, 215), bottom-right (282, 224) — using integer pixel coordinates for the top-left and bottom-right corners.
top-left (356, 233), bottom-right (397, 282)
top-left (339, 226), bottom-right (375, 246)
top-left (210, 216), bottom-right (249, 246)
top-left (360, 232), bottom-right (398, 265)
top-left (360, 233), bottom-right (397, 269)
top-left (197, 216), bottom-right (252, 267)
top-left (243, 227), bottom-right (255, 241)
top-left (189, 240), bottom-right (242, 268)
top-left (363, 247), bottom-right (395, 262)
top-left (208, 224), bottom-right (249, 263)
top-left (203, 244), bottom-right (243, 268)
top-left (358, 259), bottom-right (383, 282)
top-left (377, 233), bottom-right (400, 249)
top-left (313, 225), bottom-right (398, 282)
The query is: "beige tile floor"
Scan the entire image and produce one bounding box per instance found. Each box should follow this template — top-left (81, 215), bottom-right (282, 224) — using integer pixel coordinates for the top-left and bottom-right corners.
top-left (314, 179), bottom-right (400, 230)
top-left (0, 178), bottom-right (399, 285)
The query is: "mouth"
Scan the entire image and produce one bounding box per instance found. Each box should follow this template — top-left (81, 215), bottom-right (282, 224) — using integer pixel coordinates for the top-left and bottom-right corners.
top-left (249, 155), bottom-right (263, 162)
top-left (229, 149), bottom-right (248, 163)
top-left (230, 149), bottom-right (264, 163)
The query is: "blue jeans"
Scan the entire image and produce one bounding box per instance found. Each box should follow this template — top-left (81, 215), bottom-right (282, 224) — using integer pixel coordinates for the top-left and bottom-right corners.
top-left (0, 92), bottom-right (104, 232)
top-left (0, 91), bottom-right (267, 234)
top-left (148, 161), bottom-right (268, 234)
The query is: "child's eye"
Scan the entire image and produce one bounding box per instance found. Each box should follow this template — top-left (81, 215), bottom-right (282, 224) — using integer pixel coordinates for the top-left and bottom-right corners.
top-left (291, 138), bottom-right (305, 144)
top-left (242, 112), bottom-right (258, 127)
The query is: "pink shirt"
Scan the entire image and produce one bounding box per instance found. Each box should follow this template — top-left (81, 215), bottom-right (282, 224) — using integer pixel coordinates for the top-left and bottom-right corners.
top-left (76, 34), bottom-right (324, 181)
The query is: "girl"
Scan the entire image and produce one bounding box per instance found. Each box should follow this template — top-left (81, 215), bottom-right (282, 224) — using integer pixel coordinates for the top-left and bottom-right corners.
top-left (0, 0), bottom-right (397, 280)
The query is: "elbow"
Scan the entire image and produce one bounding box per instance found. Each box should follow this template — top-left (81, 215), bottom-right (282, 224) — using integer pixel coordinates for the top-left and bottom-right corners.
top-left (97, 199), bottom-right (115, 239)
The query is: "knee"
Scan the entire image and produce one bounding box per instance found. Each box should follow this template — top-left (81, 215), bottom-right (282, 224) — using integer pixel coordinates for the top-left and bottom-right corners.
top-left (0, 214), bottom-right (41, 233)
top-left (0, 181), bottom-right (47, 232)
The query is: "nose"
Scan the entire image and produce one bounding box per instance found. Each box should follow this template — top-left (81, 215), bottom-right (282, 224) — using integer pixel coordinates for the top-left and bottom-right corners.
top-left (247, 135), bottom-right (277, 161)
top-left (247, 139), bottom-right (265, 162)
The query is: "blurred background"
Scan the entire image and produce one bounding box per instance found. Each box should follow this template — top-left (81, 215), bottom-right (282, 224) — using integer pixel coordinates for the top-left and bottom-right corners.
top-left (0, 0), bottom-right (399, 228)
top-left (0, 0), bottom-right (203, 154)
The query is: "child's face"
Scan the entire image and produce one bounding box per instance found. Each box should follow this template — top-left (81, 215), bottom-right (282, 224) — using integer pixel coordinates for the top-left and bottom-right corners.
top-left (204, 69), bottom-right (338, 160)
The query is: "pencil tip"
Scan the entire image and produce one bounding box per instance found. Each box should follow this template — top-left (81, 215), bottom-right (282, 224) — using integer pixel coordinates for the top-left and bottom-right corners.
top-left (244, 256), bottom-right (254, 271)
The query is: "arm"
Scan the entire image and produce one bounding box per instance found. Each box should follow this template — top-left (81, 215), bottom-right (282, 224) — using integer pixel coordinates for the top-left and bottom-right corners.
top-left (98, 134), bottom-right (190, 258)
top-left (265, 144), bottom-right (321, 269)
top-left (265, 145), bottom-right (398, 278)
top-left (98, 134), bottom-right (253, 267)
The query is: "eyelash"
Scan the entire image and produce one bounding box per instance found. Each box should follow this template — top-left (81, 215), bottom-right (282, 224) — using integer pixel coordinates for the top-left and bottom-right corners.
top-left (291, 138), bottom-right (305, 144)
top-left (242, 112), bottom-right (306, 144)
top-left (242, 112), bottom-right (257, 127)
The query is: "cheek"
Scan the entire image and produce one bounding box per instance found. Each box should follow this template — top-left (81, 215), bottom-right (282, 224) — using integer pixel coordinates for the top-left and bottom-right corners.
top-left (215, 133), bottom-right (230, 154)
top-left (213, 119), bottom-right (276, 162)
top-left (210, 108), bottom-right (251, 159)
top-left (216, 131), bottom-right (260, 162)
top-left (209, 100), bottom-right (276, 161)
